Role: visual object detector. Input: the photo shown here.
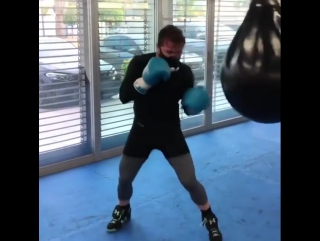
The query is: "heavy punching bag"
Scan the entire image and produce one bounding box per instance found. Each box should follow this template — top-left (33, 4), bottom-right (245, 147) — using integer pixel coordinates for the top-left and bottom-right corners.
top-left (220, 0), bottom-right (281, 124)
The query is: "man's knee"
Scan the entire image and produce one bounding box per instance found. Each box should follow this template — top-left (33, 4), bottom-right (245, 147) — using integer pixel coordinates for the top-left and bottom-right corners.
top-left (167, 153), bottom-right (199, 191)
top-left (180, 177), bottom-right (208, 205)
top-left (118, 155), bottom-right (146, 185)
top-left (179, 176), bottom-right (200, 191)
top-left (118, 175), bottom-right (134, 187)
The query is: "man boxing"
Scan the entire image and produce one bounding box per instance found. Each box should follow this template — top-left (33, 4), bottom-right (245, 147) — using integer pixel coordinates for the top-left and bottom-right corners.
top-left (106, 25), bottom-right (223, 241)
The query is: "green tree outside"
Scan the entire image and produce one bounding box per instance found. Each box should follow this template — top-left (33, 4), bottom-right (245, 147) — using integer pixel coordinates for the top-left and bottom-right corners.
top-left (40, 7), bottom-right (50, 15)
top-left (98, 0), bottom-right (125, 22)
top-left (99, 9), bottom-right (125, 22)
top-left (63, 7), bottom-right (77, 25)
top-left (233, 0), bottom-right (250, 8)
top-left (174, 0), bottom-right (205, 17)
top-left (62, 2), bottom-right (124, 25)
top-left (121, 59), bottom-right (132, 80)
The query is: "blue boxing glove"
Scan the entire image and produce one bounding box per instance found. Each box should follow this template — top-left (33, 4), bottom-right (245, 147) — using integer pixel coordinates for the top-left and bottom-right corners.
top-left (133, 57), bottom-right (171, 94)
top-left (182, 87), bottom-right (210, 116)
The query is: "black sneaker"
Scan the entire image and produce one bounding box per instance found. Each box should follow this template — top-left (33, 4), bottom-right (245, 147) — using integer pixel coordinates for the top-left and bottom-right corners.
top-left (202, 213), bottom-right (223, 241)
top-left (106, 205), bottom-right (131, 232)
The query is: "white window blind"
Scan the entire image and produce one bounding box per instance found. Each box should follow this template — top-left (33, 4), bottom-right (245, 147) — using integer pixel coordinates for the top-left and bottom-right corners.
top-left (98, 0), bottom-right (155, 139)
top-left (173, 0), bottom-right (207, 121)
top-left (212, 0), bottom-right (248, 113)
top-left (39, 0), bottom-right (88, 161)
top-left (173, 0), bottom-right (248, 116)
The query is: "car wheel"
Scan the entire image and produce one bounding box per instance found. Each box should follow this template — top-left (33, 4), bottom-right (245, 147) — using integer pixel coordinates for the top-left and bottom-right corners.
top-left (115, 74), bottom-right (122, 81)
top-left (100, 90), bottom-right (106, 101)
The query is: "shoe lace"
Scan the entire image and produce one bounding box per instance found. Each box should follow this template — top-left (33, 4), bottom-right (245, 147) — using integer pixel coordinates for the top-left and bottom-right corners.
top-left (201, 217), bottom-right (221, 237)
top-left (110, 208), bottom-right (122, 223)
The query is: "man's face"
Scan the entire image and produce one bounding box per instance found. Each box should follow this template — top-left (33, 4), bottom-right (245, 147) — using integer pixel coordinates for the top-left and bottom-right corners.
top-left (158, 40), bottom-right (185, 60)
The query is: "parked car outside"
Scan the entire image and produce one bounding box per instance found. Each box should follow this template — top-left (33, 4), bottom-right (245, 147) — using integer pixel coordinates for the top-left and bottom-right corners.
top-left (100, 24), bottom-right (236, 83)
top-left (183, 25), bottom-right (236, 81)
top-left (39, 37), bottom-right (118, 108)
top-left (174, 22), bottom-right (206, 39)
top-left (117, 50), bottom-right (204, 86)
top-left (100, 34), bottom-right (205, 83)
top-left (99, 40), bottom-right (134, 79)
top-left (174, 22), bottom-right (235, 40)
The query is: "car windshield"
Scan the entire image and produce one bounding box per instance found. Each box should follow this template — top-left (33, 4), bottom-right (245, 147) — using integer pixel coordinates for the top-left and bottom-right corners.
top-left (39, 42), bottom-right (78, 58)
top-left (196, 26), bottom-right (206, 32)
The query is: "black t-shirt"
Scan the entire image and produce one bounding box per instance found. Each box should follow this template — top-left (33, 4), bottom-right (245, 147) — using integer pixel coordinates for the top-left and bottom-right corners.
top-left (119, 53), bottom-right (194, 126)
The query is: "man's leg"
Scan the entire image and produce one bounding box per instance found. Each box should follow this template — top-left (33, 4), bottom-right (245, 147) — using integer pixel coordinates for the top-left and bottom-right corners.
top-left (106, 155), bottom-right (147, 232)
top-left (161, 129), bottom-right (223, 241)
top-left (167, 154), bottom-right (222, 241)
top-left (107, 121), bottom-right (151, 232)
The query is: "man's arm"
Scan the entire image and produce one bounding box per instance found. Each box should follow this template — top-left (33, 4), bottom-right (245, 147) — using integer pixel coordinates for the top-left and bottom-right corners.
top-left (181, 65), bottom-right (195, 98)
top-left (119, 56), bottom-right (142, 104)
top-left (186, 66), bottom-right (195, 89)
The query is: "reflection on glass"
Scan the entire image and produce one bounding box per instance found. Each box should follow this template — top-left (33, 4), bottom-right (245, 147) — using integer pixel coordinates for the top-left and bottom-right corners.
top-left (211, 4), bottom-right (248, 123)
top-left (39, 1), bottom-right (90, 162)
top-left (173, 0), bottom-right (207, 130)
top-left (98, 0), bottom-right (155, 150)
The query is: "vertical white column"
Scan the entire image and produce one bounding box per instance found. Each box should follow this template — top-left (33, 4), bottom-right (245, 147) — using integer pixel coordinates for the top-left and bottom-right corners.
top-left (204, 0), bottom-right (216, 127)
top-left (82, 0), bottom-right (102, 160)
